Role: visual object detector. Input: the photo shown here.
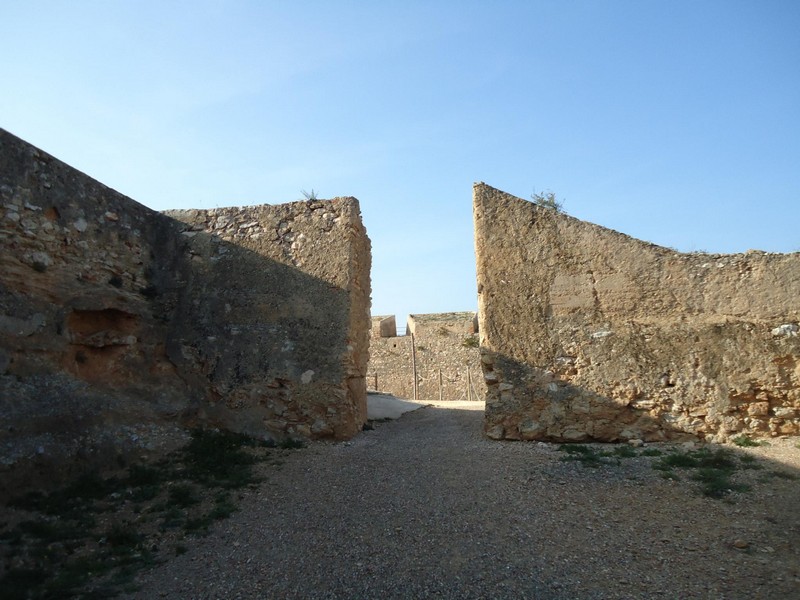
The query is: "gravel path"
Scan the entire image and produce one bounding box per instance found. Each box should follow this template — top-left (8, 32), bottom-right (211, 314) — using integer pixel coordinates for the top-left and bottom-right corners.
top-left (127, 404), bottom-right (800, 599)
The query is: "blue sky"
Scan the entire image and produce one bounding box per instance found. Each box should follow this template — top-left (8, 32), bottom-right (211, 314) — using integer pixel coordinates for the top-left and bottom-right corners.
top-left (2, 1), bottom-right (798, 320)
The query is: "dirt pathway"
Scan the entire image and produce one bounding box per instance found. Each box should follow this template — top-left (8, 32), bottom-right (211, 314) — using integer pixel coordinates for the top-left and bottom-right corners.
top-left (128, 404), bottom-right (800, 599)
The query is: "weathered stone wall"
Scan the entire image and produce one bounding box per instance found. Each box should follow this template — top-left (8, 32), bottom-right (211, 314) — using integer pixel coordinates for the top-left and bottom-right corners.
top-left (164, 200), bottom-right (371, 440)
top-left (372, 314), bottom-right (398, 338)
top-left (368, 313), bottom-right (485, 401)
top-left (367, 314), bottom-right (415, 398)
top-left (1, 128), bottom-right (194, 493)
top-left (0, 128), bottom-right (370, 494)
top-left (474, 183), bottom-right (800, 443)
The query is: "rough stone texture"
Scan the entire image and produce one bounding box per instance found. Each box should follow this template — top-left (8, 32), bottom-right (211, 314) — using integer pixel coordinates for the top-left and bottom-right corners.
top-left (367, 313), bottom-right (485, 402)
top-left (164, 201), bottom-right (371, 441)
top-left (0, 128), bottom-right (370, 495)
top-left (372, 314), bottom-right (397, 338)
top-left (474, 183), bottom-right (800, 442)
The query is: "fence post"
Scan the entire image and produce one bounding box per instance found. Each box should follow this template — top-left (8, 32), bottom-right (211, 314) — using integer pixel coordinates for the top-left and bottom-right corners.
top-left (411, 333), bottom-right (418, 401)
top-left (438, 369), bottom-right (443, 402)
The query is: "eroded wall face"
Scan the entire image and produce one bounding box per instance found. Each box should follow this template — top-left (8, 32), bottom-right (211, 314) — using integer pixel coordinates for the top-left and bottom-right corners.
top-left (165, 199), bottom-right (371, 440)
top-left (368, 334), bottom-right (415, 398)
top-left (1, 128), bottom-right (195, 488)
top-left (367, 313), bottom-right (485, 402)
top-left (0, 128), bottom-right (370, 493)
top-left (474, 183), bottom-right (800, 442)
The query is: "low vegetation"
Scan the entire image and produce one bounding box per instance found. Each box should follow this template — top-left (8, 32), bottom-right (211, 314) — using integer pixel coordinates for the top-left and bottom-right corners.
top-left (652, 447), bottom-right (751, 498)
top-left (462, 336), bottom-right (479, 348)
top-left (531, 190), bottom-right (564, 212)
top-left (0, 429), bottom-right (305, 599)
top-left (731, 434), bottom-right (769, 448)
top-left (559, 442), bottom-right (795, 500)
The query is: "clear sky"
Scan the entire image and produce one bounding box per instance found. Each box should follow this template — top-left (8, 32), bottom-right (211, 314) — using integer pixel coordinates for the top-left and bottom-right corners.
top-left (2, 1), bottom-right (798, 321)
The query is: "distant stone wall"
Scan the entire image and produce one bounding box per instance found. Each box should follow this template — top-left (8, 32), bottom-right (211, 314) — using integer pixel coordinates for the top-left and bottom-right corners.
top-left (0, 128), bottom-right (370, 494)
top-left (368, 313), bottom-right (485, 402)
top-left (474, 183), bottom-right (800, 443)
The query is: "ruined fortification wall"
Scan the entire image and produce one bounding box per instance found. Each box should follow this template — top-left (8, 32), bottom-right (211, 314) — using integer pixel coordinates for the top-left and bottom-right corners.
top-left (368, 313), bottom-right (485, 402)
top-left (0, 128), bottom-right (370, 493)
top-left (164, 200), bottom-right (371, 440)
top-left (368, 314), bottom-right (415, 398)
top-left (474, 183), bottom-right (800, 443)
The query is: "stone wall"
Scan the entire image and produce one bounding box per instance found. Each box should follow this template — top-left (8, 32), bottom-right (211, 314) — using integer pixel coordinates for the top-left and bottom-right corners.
top-left (164, 201), bottom-right (371, 440)
top-left (474, 183), bottom-right (800, 443)
top-left (0, 128), bottom-right (370, 494)
top-left (368, 312), bottom-right (485, 402)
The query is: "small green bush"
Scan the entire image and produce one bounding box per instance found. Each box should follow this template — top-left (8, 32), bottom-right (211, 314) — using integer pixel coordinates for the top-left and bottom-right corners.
top-left (531, 190), bottom-right (563, 212)
top-left (611, 445), bottom-right (638, 458)
top-left (559, 445), bottom-right (606, 468)
top-left (732, 435), bottom-right (767, 447)
top-left (654, 448), bottom-right (747, 499)
top-left (279, 438), bottom-right (306, 450)
top-left (641, 448), bottom-right (663, 457)
top-left (691, 468), bottom-right (750, 498)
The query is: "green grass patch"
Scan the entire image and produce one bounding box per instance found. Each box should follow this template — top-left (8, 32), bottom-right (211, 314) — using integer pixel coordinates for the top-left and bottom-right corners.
top-left (209, 494), bottom-right (238, 521)
top-left (654, 452), bottom-right (700, 469)
top-left (654, 447), bottom-right (750, 499)
top-left (17, 519), bottom-right (85, 543)
top-left (731, 435), bottom-right (768, 448)
top-left (178, 429), bottom-right (268, 489)
top-left (168, 483), bottom-right (199, 508)
top-left (159, 507), bottom-right (185, 531)
top-left (183, 516), bottom-right (212, 535)
top-left (659, 470), bottom-right (681, 481)
top-left (279, 437), bottom-right (307, 450)
top-left (558, 443), bottom-right (645, 467)
top-left (0, 427), bottom-right (304, 599)
top-left (641, 448), bottom-right (663, 457)
top-left (559, 444), bottom-right (607, 468)
top-left (691, 467), bottom-right (750, 498)
top-left (610, 445), bottom-right (638, 458)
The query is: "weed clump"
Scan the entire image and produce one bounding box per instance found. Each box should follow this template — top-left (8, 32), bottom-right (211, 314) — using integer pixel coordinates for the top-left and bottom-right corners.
top-left (531, 190), bottom-right (564, 212)
top-left (462, 336), bottom-right (479, 348)
top-left (653, 448), bottom-right (749, 498)
top-left (279, 437), bottom-right (307, 450)
top-left (180, 429), bottom-right (263, 489)
top-left (558, 443), bottom-right (767, 501)
top-left (558, 443), bottom-right (641, 468)
top-left (731, 435), bottom-right (768, 448)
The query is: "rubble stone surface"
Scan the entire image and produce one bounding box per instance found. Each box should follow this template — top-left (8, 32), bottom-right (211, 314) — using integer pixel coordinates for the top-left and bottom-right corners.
top-left (473, 183), bottom-right (800, 442)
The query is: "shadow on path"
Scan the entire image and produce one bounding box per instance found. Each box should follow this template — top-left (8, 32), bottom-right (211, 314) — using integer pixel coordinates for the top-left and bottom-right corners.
top-left (127, 406), bottom-right (800, 599)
